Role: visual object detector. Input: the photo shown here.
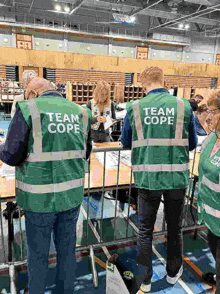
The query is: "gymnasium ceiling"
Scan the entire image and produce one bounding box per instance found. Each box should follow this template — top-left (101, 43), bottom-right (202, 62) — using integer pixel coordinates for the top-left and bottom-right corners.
top-left (0, 0), bottom-right (220, 40)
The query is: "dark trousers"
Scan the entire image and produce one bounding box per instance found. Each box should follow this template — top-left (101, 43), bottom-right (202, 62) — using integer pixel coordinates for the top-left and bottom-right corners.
top-left (207, 229), bottom-right (220, 294)
top-left (136, 188), bottom-right (186, 284)
top-left (91, 130), bottom-right (110, 143)
top-left (24, 205), bottom-right (81, 294)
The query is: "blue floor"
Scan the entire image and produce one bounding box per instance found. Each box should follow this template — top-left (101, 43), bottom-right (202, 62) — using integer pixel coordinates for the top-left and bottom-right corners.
top-left (0, 233), bottom-right (215, 293)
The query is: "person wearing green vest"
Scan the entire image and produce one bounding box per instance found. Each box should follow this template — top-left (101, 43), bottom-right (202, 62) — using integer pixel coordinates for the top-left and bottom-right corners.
top-left (121, 66), bottom-right (197, 293)
top-left (0, 78), bottom-right (92, 294)
top-left (198, 89), bottom-right (220, 294)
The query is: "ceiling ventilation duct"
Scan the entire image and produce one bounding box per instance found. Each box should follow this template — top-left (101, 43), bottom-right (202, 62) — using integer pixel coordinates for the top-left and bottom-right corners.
top-left (148, 32), bottom-right (191, 45)
top-left (184, 0), bottom-right (213, 5)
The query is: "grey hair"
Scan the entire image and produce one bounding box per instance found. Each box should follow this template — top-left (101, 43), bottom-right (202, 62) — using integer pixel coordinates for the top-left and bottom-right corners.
top-left (22, 70), bottom-right (37, 88)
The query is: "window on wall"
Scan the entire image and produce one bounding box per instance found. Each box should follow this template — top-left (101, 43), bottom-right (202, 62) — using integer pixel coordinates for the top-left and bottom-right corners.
top-left (16, 34), bottom-right (33, 49)
top-left (136, 46), bottom-right (148, 59)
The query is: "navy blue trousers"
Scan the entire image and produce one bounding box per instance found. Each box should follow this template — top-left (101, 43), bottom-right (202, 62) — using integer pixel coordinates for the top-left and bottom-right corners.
top-left (207, 229), bottom-right (220, 294)
top-left (24, 204), bottom-right (81, 294)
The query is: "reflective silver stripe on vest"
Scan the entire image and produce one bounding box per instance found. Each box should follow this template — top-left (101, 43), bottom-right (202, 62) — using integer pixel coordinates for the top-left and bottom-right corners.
top-left (132, 138), bottom-right (188, 148)
top-left (132, 100), bottom-right (144, 141)
top-left (202, 203), bottom-right (220, 219)
top-left (26, 150), bottom-right (86, 162)
top-left (175, 98), bottom-right (184, 139)
top-left (16, 177), bottom-right (84, 194)
top-left (132, 96), bottom-right (187, 148)
top-left (202, 175), bottom-right (220, 193)
top-left (26, 100), bottom-right (43, 153)
top-left (132, 163), bottom-right (189, 172)
top-left (26, 101), bottom-right (88, 162)
top-left (78, 105), bottom-right (88, 151)
top-left (201, 133), bottom-right (215, 153)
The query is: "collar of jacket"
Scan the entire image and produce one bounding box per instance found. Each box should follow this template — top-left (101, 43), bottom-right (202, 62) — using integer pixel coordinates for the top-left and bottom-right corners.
top-left (39, 90), bottom-right (63, 98)
top-left (146, 88), bottom-right (168, 96)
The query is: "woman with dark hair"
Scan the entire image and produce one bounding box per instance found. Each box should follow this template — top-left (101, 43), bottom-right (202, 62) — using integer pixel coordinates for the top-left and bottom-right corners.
top-left (197, 89), bottom-right (220, 294)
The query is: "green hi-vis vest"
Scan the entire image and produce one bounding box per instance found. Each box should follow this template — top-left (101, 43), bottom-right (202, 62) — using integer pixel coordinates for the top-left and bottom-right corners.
top-left (126, 90), bottom-right (191, 190)
top-left (15, 96), bottom-right (92, 212)
top-left (198, 133), bottom-right (220, 236)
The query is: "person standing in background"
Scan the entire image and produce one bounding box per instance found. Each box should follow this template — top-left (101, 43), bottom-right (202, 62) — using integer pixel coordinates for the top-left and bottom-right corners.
top-left (195, 104), bottom-right (209, 136)
top-left (197, 89), bottom-right (220, 294)
top-left (11, 70), bottom-right (37, 119)
top-left (0, 78), bottom-right (92, 294)
top-left (121, 66), bottom-right (197, 293)
top-left (87, 80), bottom-right (116, 142)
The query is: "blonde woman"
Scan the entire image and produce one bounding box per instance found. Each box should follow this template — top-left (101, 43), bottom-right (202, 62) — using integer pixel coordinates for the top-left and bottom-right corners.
top-left (86, 80), bottom-right (116, 142)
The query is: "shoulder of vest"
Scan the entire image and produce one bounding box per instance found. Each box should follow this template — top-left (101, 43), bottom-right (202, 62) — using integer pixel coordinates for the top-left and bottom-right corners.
top-left (201, 133), bottom-right (216, 152)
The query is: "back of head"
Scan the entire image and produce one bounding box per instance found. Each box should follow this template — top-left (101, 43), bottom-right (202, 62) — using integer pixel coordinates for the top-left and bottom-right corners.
top-left (140, 66), bottom-right (164, 88)
top-left (25, 78), bottom-right (56, 99)
top-left (197, 104), bottom-right (208, 115)
top-left (93, 80), bottom-right (111, 106)
top-left (188, 99), bottom-right (198, 112)
top-left (193, 94), bottom-right (204, 103)
top-left (22, 70), bottom-right (38, 88)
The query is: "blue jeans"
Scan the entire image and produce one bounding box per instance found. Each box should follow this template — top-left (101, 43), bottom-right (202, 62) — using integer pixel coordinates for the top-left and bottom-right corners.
top-left (136, 188), bottom-right (186, 284)
top-left (24, 204), bottom-right (81, 294)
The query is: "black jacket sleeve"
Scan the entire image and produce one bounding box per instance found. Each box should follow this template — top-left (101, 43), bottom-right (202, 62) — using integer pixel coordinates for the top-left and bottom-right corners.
top-left (0, 109), bottom-right (30, 166)
top-left (111, 101), bottom-right (116, 119)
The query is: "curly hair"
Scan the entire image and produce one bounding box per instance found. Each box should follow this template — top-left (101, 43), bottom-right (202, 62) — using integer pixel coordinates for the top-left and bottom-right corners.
top-left (207, 89), bottom-right (220, 109)
top-left (197, 104), bottom-right (208, 114)
top-left (92, 80), bottom-right (111, 106)
top-left (22, 70), bottom-right (38, 88)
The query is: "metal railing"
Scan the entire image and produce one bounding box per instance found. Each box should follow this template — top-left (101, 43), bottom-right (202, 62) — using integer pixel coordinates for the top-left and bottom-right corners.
top-left (0, 143), bottom-right (205, 293)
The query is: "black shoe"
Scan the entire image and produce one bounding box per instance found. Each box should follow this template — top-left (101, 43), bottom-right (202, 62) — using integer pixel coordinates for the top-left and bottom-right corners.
top-left (202, 272), bottom-right (216, 285)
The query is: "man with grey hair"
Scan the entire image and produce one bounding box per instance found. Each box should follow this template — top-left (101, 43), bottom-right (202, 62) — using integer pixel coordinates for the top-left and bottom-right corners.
top-left (11, 70), bottom-right (37, 118)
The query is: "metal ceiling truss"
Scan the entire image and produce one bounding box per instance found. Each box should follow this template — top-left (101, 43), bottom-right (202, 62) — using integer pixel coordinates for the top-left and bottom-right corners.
top-left (149, 2), bottom-right (220, 31)
top-left (129, 0), bottom-right (164, 17)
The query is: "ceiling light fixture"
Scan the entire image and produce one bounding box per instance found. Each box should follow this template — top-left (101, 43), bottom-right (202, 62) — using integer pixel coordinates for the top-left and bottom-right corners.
top-left (130, 16), bottom-right (136, 23)
top-left (64, 6), bottom-right (70, 13)
top-left (55, 4), bottom-right (61, 11)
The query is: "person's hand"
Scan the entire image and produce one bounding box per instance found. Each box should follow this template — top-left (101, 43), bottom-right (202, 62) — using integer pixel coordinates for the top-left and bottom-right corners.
top-left (0, 138), bottom-right (5, 145)
top-left (97, 116), bottom-right (106, 123)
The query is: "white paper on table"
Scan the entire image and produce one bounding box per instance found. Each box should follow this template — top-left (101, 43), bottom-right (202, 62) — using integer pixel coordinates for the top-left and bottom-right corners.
top-left (104, 116), bottom-right (113, 130)
top-left (0, 163), bottom-right (15, 179)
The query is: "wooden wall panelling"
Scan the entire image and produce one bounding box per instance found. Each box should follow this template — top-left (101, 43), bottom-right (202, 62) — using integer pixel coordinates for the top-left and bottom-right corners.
top-left (183, 88), bottom-right (191, 100)
top-left (177, 88), bottom-right (184, 98)
top-left (164, 76), bottom-right (213, 88)
top-left (66, 82), bottom-right (72, 101)
top-left (216, 54), bottom-right (220, 66)
top-left (0, 66), bottom-right (6, 79)
top-left (55, 69), bottom-right (125, 85)
top-left (0, 47), bottom-right (220, 81)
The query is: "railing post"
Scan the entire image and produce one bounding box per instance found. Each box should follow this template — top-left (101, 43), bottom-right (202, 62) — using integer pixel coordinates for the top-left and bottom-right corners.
top-left (89, 245), bottom-right (98, 288)
top-left (9, 264), bottom-right (17, 294)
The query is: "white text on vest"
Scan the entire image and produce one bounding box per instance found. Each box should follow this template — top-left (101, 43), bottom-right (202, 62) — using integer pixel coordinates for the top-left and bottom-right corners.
top-left (143, 107), bottom-right (174, 125)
